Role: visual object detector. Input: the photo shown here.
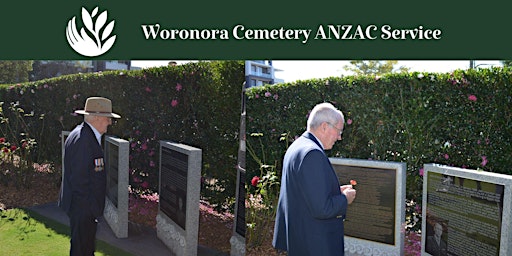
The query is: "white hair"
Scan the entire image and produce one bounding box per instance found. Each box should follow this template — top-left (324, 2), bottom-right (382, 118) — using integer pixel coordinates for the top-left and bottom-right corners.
top-left (84, 115), bottom-right (95, 122)
top-left (307, 102), bottom-right (344, 131)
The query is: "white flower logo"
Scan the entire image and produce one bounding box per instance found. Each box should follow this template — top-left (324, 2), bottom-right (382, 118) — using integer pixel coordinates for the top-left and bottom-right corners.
top-left (66, 6), bottom-right (117, 57)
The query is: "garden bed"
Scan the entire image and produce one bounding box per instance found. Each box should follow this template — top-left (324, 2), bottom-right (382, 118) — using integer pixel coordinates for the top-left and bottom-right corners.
top-left (0, 166), bottom-right (233, 254)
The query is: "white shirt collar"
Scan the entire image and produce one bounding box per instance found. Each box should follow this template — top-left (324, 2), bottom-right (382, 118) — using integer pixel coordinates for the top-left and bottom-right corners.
top-left (86, 121), bottom-right (102, 146)
top-left (309, 132), bottom-right (324, 150)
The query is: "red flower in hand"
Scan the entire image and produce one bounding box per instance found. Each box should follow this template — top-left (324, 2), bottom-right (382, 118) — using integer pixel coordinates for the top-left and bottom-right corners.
top-left (251, 176), bottom-right (260, 187)
top-left (350, 179), bottom-right (357, 189)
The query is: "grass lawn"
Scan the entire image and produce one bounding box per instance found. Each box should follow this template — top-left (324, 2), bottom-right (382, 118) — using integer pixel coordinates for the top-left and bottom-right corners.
top-left (0, 208), bottom-right (133, 256)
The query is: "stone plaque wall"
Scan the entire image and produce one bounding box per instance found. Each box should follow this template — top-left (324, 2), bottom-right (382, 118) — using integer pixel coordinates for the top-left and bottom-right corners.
top-left (157, 141), bottom-right (201, 256)
top-left (160, 146), bottom-right (188, 229)
top-left (422, 164), bottom-right (512, 256)
top-left (235, 169), bottom-right (246, 237)
top-left (230, 81), bottom-right (246, 256)
top-left (330, 158), bottom-right (406, 256)
top-left (106, 142), bottom-right (119, 207)
top-left (103, 136), bottom-right (129, 238)
top-left (61, 131), bottom-right (70, 185)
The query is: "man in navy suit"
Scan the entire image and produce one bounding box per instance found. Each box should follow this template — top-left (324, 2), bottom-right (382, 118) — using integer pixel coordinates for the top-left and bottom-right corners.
top-left (273, 102), bottom-right (356, 256)
top-left (59, 97), bottom-right (121, 256)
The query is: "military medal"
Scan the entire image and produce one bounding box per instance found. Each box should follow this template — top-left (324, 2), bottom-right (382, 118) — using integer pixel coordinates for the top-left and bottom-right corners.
top-left (94, 158), bottom-right (104, 172)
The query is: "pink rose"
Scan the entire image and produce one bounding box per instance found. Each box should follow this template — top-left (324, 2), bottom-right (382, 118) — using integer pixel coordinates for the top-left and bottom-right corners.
top-left (481, 156), bottom-right (488, 167)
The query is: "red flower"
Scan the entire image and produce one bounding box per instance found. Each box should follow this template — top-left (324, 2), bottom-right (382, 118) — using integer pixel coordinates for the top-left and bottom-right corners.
top-left (350, 179), bottom-right (357, 189)
top-left (10, 145), bottom-right (17, 151)
top-left (0, 137), bottom-right (5, 143)
top-left (251, 176), bottom-right (260, 187)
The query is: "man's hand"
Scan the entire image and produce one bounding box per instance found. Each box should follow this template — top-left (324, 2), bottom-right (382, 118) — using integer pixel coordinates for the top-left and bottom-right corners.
top-left (341, 186), bottom-right (356, 204)
top-left (340, 184), bottom-right (353, 192)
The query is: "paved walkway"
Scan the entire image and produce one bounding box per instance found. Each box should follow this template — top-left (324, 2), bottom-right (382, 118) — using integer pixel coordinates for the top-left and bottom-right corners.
top-left (29, 202), bottom-right (228, 256)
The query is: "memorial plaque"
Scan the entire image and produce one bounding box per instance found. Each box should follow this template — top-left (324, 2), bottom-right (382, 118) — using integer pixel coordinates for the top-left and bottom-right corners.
top-left (230, 81), bottom-right (247, 256)
top-left (160, 146), bottom-right (188, 230)
top-left (422, 164), bottom-right (512, 256)
top-left (157, 141), bottom-right (201, 256)
top-left (336, 165), bottom-right (396, 244)
top-left (105, 142), bottom-right (119, 207)
top-left (330, 158), bottom-right (406, 255)
top-left (235, 168), bottom-right (246, 237)
top-left (103, 136), bottom-right (129, 238)
top-left (61, 131), bottom-right (70, 184)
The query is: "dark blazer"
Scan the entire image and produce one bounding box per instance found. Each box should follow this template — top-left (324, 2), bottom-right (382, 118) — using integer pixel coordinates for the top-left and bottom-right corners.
top-left (59, 122), bottom-right (106, 218)
top-left (273, 131), bottom-right (348, 256)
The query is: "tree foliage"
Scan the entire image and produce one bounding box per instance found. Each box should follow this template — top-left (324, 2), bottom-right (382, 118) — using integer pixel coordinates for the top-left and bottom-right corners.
top-left (343, 60), bottom-right (410, 76)
top-left (0, 61), bottom-right (33, 84)
top-left (29, 61), bottom-right (89, 81)
top-left (501, 60), bottom-right (512, 67)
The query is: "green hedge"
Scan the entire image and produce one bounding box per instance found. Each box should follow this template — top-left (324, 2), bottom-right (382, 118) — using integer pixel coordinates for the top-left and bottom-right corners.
top-left (246, 67), bottom-right (512, 203)
top-left (0, 60), bottom-right (245, 211)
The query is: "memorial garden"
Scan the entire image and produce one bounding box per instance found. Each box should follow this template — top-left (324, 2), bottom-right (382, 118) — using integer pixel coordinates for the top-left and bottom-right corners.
top-left (0, 60), bottom-right (244, 254)
top-left (1, 61), bottom-right (511, 255)
top-left (245, 66), bottom-right (511, 255)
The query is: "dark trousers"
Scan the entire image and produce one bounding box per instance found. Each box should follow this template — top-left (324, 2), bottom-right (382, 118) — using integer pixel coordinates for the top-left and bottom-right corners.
top-left (69, 206), bottom-right (98, 256)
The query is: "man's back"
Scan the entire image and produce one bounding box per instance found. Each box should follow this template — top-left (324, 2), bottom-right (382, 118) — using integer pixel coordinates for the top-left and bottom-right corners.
top-left (273, 132), bottom-right (347, 256)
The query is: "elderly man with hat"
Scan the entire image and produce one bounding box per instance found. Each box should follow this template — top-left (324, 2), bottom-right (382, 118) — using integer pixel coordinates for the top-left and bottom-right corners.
top-left (59, 96), bottom-right (121, 256)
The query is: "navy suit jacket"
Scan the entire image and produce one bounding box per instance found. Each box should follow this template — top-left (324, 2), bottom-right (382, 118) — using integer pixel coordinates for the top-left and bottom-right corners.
top-left (273, 131), bottom-right (348, 256)
top-left (59, 122), bottom-right (106, 218)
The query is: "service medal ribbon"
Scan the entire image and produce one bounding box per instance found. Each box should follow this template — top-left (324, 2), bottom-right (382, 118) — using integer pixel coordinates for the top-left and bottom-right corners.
top-left (94, 158), bottom-right (104, 172)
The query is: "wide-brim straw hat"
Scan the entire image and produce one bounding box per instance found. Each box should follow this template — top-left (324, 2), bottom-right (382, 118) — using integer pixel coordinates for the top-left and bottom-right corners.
top-left (75, 97), bottom-right (121, 118)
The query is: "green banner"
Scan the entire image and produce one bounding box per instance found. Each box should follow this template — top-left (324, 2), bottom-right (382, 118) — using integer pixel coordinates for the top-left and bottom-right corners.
top-left (2, 1), bottom-right (510, 59)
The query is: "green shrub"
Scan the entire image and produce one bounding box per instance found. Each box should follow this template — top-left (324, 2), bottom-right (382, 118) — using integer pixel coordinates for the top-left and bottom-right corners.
top-left (0, 60), bottom-right (245, 212)
top-left (246, 67), bottom-right (512, 231)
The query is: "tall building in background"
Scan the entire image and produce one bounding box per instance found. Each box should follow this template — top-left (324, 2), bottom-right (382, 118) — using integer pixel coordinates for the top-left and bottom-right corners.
top-left (244, 60), bottom-right (283, 88)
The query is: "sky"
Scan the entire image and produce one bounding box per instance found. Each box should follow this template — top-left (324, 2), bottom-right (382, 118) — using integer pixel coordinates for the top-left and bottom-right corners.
top-left (131, 60), bottom-right (502, 83)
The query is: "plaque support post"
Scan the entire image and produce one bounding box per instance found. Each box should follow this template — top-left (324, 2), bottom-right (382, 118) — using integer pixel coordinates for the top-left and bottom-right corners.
top-left (103, 136), bottom-right (129, 238)
top-left (157, 141), bottom-right (201, 256)
top-left (230, 81), bottom-right (246, 256)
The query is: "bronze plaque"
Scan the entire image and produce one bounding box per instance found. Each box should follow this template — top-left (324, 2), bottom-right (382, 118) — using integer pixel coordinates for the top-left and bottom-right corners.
top-left (333, 164), bottom-right (396, 245)
top-left (106, 142), bottom-right (119, 207)
top-left (160, 146), bottom-right (188, 230)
